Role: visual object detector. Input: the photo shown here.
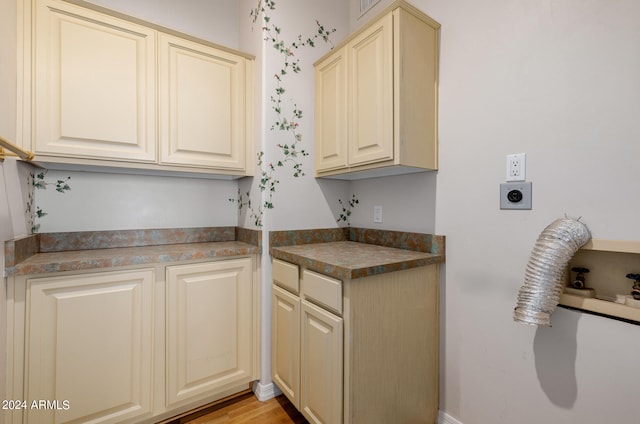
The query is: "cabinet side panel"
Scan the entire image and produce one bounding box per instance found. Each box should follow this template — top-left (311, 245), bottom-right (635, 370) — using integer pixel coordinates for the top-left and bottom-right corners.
top-left (6, 277), bottom-right (27, 424)
top-left (395, 8), bottom-right (438, 170)
top-left (344, 265), bottom-right (439, 424)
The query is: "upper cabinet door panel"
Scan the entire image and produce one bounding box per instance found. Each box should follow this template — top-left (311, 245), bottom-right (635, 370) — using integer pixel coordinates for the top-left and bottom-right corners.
top-left (159, 34), bottom-right (247, 171)
top-left (33, 0), bottom-right (157, 162)
top-left (348, 13), bottom-right (393, 167)
top-left (314, 48), bottom-right (347, 173)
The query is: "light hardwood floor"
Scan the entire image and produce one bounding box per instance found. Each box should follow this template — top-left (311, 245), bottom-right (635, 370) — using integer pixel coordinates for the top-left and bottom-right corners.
top-left (169, 391), bottom-right (308, 424)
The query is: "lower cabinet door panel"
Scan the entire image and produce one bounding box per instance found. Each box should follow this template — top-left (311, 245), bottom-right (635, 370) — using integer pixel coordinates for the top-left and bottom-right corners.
top-left (300, 300), bottom-right (343, 424)
top-left (166, 258), bottom-right (253, 406)
top-left (25, 269), bottom-right (155, 424)
top-left (271, 284), bottom-right (301, 407)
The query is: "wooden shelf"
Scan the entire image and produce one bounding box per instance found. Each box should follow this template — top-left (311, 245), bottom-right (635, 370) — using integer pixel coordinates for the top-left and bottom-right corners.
top-left (581, 239), bottom-right (640, 254)
top-left (560, 293), bottom-right (640, 324)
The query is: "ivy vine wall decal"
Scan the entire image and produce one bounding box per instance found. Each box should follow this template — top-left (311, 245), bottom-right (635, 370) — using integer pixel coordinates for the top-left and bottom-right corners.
top-left (231, 0), bottom-right (336, 228)
top-left (26, 170), bottom-right (71, 234)
top-left (231, 188), bottom-right (263, 228)
top-left (337, 194), bottom-right (359, 227)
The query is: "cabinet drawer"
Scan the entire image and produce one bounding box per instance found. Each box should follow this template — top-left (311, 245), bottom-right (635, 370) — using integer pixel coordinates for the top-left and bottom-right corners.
top-left (273, 259), bottom-right (299, 293)
top-left (302, 269), bottom-right (342, 314)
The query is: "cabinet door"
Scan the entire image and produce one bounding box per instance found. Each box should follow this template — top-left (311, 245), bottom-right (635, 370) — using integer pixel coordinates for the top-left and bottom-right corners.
top-left (166, 258), bottom-right (254, 406)
top-left (348, 13), bottom-right (394, 167)
top-left (314, 47), bottom-right (348, 173)
top-left (300, 300), bottom-right (343, 424)
top-left (271, 284), bottom-right (301, 408)
top-left (159, 34), bottom-right (248, 171)
top-left (25, 269), bottom-right (154, 424)
top-left (32, 0), bottom-right (157, 162)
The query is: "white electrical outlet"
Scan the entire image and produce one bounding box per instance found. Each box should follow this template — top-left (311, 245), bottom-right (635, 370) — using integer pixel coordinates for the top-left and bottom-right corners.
top-left (373, 205), bottom-right (383, 223)
top-left (506, 153), bottom-right (526, 182)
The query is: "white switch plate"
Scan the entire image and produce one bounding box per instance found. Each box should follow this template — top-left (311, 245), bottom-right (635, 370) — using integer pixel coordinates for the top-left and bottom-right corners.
top-left (506, 153), bottom-right (526, 182)
top-left (373, 205), bottom-right (383, 223)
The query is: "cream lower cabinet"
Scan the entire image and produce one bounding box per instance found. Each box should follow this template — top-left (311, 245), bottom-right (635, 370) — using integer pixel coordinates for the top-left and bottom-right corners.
top-left (6, 257), bottom-right (259, 424)
top-left (20, 269), bottom-right (155, 424)
top-left (299, 300), bottom-right (343, 424)
top-left (272, 258), bottom-right (439, 424)
top-left (23, 0), bottom-right (253, 177)
top-left (165, 258), bottom-right (255, 407)
top-left (272, 261), bottom-right (343, 424)
top-left (271, 284), bottom-right (301, 405)
top-left (314, 1), bottom-right (440, 179)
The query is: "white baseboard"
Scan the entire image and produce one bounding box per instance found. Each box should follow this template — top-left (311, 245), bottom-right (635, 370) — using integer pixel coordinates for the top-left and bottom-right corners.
top-left (252, 381), bottom-right (283, 401)
top-left (439, 410), bottom-right (463, 424)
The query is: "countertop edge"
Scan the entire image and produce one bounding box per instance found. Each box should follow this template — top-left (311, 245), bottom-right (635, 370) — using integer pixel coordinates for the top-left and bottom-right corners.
top-left (271, 244), bottom-right (445, 280)
top-left (4, 227), bottom-right (262, 277)
top-left (5, 242), bottom-right (260, 277)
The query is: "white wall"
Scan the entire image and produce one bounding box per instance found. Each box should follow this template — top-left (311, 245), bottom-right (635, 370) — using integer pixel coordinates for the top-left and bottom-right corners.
top-left (87, 0), bottom-right (240, 48)
top-left (35, 170), bottom-right (238, 232)
top-left (237, 0), bottom-right (264, 232)
top-left (347, 1), bottom-right (640, 423)
top-left (259, 0), bottom-right (351, 231)
top-left (237, 0), bottom-right (350, 389)
top-left (350, 173), bottom-right (437, 233)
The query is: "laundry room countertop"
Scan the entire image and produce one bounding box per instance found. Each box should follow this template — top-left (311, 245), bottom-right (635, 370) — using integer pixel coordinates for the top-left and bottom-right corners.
top-left (4, 227), bottom-right (261, 276)
top-left (269, 227), bottom-right (445, 280)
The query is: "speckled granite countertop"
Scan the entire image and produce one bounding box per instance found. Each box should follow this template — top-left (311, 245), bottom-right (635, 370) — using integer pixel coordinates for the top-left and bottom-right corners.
top-left (5, 226), bottom-right (444, 279)
top-left (272, 241), bottom-right (443, 280)
top-left (270, 228), bottom-right (445, 280)
top-left (4, 227), bottom-right (261, 277)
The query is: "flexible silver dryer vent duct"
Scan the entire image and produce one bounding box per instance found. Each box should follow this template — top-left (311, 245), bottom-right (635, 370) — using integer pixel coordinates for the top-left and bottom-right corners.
top-left (513, 217), bottom-right (591, 326)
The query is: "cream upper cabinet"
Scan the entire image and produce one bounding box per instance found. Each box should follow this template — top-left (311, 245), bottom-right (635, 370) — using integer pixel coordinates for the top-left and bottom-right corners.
top-left (32, 0), bottom-right (157, 163)
top-left (314, 1), bottom-right (440, 179)
top-left (159, 34), bottom-right (248, 171)
top-left (23, 269), bottom-right (155, 424)
top-left (23, 0), bottom-right (253, 177)
top-left (166, 258), bottom-right (255, 407)
top-left (314, 47), bottom-right (347, 172)
top-left (348, 12), bottom-right (394, 167)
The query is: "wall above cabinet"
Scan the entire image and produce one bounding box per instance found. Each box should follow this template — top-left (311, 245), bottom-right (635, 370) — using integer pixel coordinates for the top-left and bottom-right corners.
top-left (19, 0), bottom-right (254, 179)
top-left (314, 0), bottom-right (440, 180)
